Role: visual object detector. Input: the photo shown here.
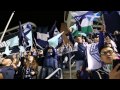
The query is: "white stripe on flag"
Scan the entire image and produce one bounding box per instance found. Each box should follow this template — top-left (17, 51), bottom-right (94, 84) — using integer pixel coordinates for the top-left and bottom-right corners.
top-left (70, 11), bottom-right (89, 17)
top-left (37, 32), bottom-right (49, 41)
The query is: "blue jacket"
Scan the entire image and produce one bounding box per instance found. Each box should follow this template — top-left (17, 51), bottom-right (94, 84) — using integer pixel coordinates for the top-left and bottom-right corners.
top-left (0, 66), bottom-right (15, 79)
top-left (43, 46), bottom-right (58, 69)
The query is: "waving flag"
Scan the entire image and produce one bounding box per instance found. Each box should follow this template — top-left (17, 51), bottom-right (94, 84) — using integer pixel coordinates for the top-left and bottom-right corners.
top-left (70, 11), bottom-right (89, 21)
top-left (0, 22), bottom-right (33, 53)
top-left (71, 11), bottom-right (94, 33)
top-left (49, 21), bottom-right (63, 48)
top-left (70, 11), bottom-right (89, 31)
top-left (23, 22), bottom-right (33, 48)
top-left (49, 21), bottom-right (57, 38)
top-left (18, 21), bottom-right (30, 47)
top-left (35, 26), bottom-right (49, 48)
top-left (48, 31), bottom-right (64, 48)
top-left (86, 12), bottom-right (101, 23)
top-left (6, 36), bottom-right (19, 47)
top-left (81, 17), bottom-right (93, 34)
top-left (3, 46), bottom-right (11, 55)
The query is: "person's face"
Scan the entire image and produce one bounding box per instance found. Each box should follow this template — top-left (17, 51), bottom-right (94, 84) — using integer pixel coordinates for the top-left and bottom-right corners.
top-left (82, 38), bottom-right (85, 42)
top-left (100, 47), bottom-right (116, 64)
top-left (47, 49), bottom-right (53, 55)
top-left (2, 59), bottom-right (12, 66)
top-left (39, 50), bottom-right (43, 56)
top-left (105, 36), bottom-right (111, 43)
top-left (75, 36), bottom-right (83, 43)
top-left (93, 36), bottom-right (99, 43)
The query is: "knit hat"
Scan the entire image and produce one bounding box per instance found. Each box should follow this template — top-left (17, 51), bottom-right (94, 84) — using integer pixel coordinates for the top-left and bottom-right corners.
top-left (72, 30), bottom-right (82, 38)
top-left (72, 30), bottom-right (87, 39)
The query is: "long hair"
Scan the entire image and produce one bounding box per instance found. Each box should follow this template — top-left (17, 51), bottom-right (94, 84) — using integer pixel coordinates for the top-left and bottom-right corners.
top-left (25, 56), bottom-right (38, 70)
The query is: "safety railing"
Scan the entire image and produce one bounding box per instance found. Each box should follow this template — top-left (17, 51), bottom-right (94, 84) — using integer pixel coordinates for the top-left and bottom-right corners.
top-left (0, 22), bottom-right (37, 36)
top-left (69, 55), bottom-right (75, 79)
top-left (45, 68), bottom-right (63, 79)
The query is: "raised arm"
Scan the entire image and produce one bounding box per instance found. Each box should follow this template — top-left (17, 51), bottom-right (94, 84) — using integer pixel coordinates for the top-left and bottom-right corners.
top-left (98, 25), bottom-right (106, 49)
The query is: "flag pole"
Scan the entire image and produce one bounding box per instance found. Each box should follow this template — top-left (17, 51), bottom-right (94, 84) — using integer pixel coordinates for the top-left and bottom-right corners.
top-left (101, 11), bottom-right (106, 32)
top-left (0, 11), bottom-right (15, 43)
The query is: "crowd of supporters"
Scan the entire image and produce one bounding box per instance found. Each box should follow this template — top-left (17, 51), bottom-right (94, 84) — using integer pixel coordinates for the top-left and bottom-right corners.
top-left (0, 24), bottom-right (120, 79)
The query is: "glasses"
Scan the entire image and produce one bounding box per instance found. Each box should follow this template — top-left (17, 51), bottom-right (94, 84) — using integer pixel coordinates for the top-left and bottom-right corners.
top-left (100, 50), bottom-right (114, 55)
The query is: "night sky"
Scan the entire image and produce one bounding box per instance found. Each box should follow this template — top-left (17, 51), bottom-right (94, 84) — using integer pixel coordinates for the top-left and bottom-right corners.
top-left (0, 11), bottom-right (64, 32)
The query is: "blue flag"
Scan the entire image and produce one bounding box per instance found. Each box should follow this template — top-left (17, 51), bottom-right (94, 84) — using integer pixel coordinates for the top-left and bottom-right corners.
top-left (18, 21), bottom-right (29, 47)
top-left (49, 21), bottom-right (57, 38)
top-left (103, 11), bottom-right (120, 33)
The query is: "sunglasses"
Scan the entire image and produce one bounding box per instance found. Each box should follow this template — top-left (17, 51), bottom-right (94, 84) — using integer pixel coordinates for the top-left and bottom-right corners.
top-left (100, 50), bottom-right (114, 55)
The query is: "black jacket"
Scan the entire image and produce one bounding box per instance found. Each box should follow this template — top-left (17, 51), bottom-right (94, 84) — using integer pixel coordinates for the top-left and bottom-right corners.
top-left (89, 68), bottom-right (109, 79)
top-left (74, 43), bottom-right (86, 61)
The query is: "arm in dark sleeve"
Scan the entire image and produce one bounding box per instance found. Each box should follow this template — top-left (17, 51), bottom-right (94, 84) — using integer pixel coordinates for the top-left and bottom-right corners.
top-left (89, 71), bottom-right (101, 79)
top-left (68, 32), bottom-right (75, 45)
top-left (98, 32), bottom-right (104, 49)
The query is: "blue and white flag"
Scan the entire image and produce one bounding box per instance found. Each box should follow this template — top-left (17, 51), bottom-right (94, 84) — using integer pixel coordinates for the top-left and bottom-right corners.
top-left (23, 22), bottom-right (33, 49)
top-left (18, 21), bottom-right (30, 47)
top-left (6, 23), bottom-right (33, 51)
top-left (3, 46), bottom-right (11, 55)
top-left (49, 21), bottom-right (63, 48)
top-left (85, 12), bottom-right (101, 22)
top-left (70, 11), bottom-right (89, 21)
top-left (35, 26), bottom-right (49, 48)
top-left (6, 36), bottom-right (19, 47)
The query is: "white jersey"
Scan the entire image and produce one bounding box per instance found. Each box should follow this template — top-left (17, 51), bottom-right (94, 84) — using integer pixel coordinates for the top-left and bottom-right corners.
top-left (73, 42), bottom-right (102, 70)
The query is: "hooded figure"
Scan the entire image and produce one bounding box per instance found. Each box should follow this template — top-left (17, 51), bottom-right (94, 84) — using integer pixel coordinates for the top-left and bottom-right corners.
top-left (39, 46), bottom-right (59, 79)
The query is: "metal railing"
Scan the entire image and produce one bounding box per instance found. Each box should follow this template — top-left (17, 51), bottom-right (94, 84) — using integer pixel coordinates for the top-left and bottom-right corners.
top-left (69, 55), bottom-right (75, 79)
top-left (0, 22), bottom-right (37, 36)
top-left (45, 68), bottom-right (63, 79)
